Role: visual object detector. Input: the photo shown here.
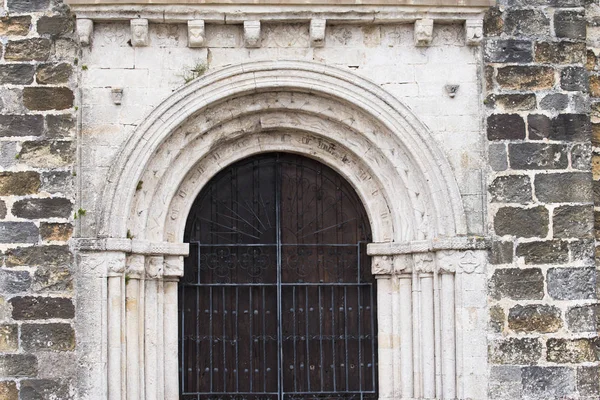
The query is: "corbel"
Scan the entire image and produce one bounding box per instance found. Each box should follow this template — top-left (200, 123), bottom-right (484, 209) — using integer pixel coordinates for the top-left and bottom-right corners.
top-left (188, 20), bottom-right (206, 48)
top-left (244, 20), bottom-right (261, 48)
top-left (164, 256), bottom-right (184, 279)
top-left (130, 19), bottom-right (149, 47)
top-left (465, 19), bottom-right (483, 46)
top-left (76, 19), bottom-right (93, 47)
top-left (310, 19), bottom-right (326, 48)
top-left (414, 19), bottom-right (434, 47)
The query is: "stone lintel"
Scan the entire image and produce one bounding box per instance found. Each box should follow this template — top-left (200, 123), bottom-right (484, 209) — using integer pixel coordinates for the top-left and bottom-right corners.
top-left (72, 238), bottom-right (190, 256)
top-left (367, 236), bottom-right (490, 256)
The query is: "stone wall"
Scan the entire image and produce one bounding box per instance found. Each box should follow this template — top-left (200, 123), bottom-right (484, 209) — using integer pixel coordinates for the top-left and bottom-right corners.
top-left (485, 0), bottom-right (599, 398)
top-left (0, 0), bottom-right (77, 398)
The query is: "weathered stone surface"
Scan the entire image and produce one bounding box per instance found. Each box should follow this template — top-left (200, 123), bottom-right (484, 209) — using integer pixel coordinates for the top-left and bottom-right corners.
top-left (521, 367), bottom-right (575, 399)
top-left (561, 67), bottom-right (588, 92)
top-left (489, 241), bottom-right (513, 265)
top-left (0, 142), bottom-right (17, 169)
top-left (489, 175), bottom-right (531, 203)
top-left (554, 10), bottom-right (586, 40)
top-left (20, 379), bottom-right (72, 400)
top-left (33, 266), bottom-right (72, 292)
top-left (484, 7), bottom-right (503, 37)
top-left (529, 114), bottom-right (590, 141)
top-left (0, 16), bottom-right (31, 36)
top-left (568, 239), bottom-right (595, 262)
top-left (571, 143), bottom-right (592, 170)
top-left (516, 240), bottom-right (569, 264)
top-left (0, 269), bottom-right (31, 294)
top-left (10, 296), bottom-right (74, 320)
top-left (40, 223), bottom-right (73, 242)
top-left (548, 267), bottom-right (596, 300)
top-left (488, 338), bottom-right (541, 365)
top-left (577, 366), bottom-right (600, 398)
top-left (41, 171), bottom-right (73, 194)
top-left (489, 143), bottom-right (508, 171)
top-left (0, 325), bottom-right (18, 352)
top-left (12, 198), bottom-right (73, 219)
top-left (489, 268), bottom-right (544, 300)
top-left (23, 87), bottom-right (74, 111)
top-left (496, 66), bottom-right (555, 90)
top-left (484, 40), bottom-right (532, 63)
top-left (0, 171), bottom-right (40, 195)
top-left (487, 94), bottom-right (536, 111)
top-left (591, 75), bottom-right (600, 98)
top-left (489, 366), bottom-right (521, 400)
top-left (535, 173), bottom-right (592, 203)
top-left (0, 64), bottom-right (34, 85)
top-left (0, 115), bottom-right (43, 137)
top-left (46, 115), bottom-right (75, 138)
top-left (0, 354), bottom-right (37, 377)
top-left (504, 9), bottom-right (549, 37)
top-left (37, 16), bottom-right (74, 36)
top-left (21, 323), bottom-right (75, 351)
top-left (4, 38), bottom-right (51, 62)
top-left (553, 205), bottom-right (593, 238)
top-left (508, 143), bottom-right (568, 170)
top-left (490, 305), bottom-right (505, 333)
top-left (20, 140), bottom-right (74, 168)
top-left (0, 201), bottom-right (6, 219)
top-left (494, 206), bottom-right (548, 238)
top-left (535, 41), bottom-right (586, 64)
top-left (547, 338), bottom-right (598, 363)
top-left (507, 304), bottom-right (562, 333)
top-left (36, 63), bottom-right (72, 85)
top-left (0, 381), bottom-right (17, 400)
top-left (0, 222), bottom-right (38, 244)
top-left (6, 245), bottom-right (72, 268)
top-left (487, 114), bottom-right (526, 140)
top-left (540, 93), bottom-right (568, 111)
top-left (7, 0), bottom-right (49, 12)
top-left (567, 305), bottom-right (599, 333)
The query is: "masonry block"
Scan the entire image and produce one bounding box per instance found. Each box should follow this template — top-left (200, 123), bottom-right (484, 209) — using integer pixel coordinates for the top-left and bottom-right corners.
top-left (547, 267), bottom-right (596, 300)
top-left (494, 206), bottom-right (548, 238)
top-left (507, 304), bottom-right (562, 333)
top-left (489, 268), bottom-right (544, 300)
top-left (10, 296), bottom-right (75, 320)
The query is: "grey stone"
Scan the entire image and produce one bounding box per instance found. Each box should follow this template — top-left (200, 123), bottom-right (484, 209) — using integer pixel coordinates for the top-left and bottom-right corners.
top-left (0, 64), bottom-right (35, 85)
top-left (21, 324), bottom-right (75, 351)
top-left (566, 305), bottom-right (599, 333)
top-left (488, 114), bottom-right (526, 141)
top-left (20, 140), bottom-right (74, 168)
top-left (489, 143), bottom-right (508, 171)
top-left (9, 296), bottom-right (74, 320)
top-left (522, 367), bottom-right (575, 400)
top-left (0, 200), bottom-right (6, 219)
top-left (554, 10), bottom-right (586, 40)
top-left (489, 241), bottom-right (513, 265)
top-left (548, 267), bottom-right (596, 300)
top-left (6, 245), bottom-right (72, 268)
top-left (516, 240), bottom-right (569, 264)
top-left (41, 171), bottom-right (73, 195)
top-left (489, 366), bottom-right (521, 400)
top-left (20, 379), bottom-right (72, 400)
top-left (540, 93), bottom-right (569, 111)
top-left (509, 143), bottom-right (568, 170)
top-left (568, 239), bottom-right (595, 263)
top-left (484, 7), bottom-right (503, 37)
top-left (4, 38), bottom-right (51, 62)
top-left (36, 63), bottom-right (72, 85)
top-left (37, 15), bottom-right (74, 36)
top-left (0, 269), bottom-right (31, 294)
top-left (507, 304), bottom-right (562, 333)
top-left (561, 67), bottom-right (588, 92)
top-left (12, 198), bottom-right (73, 219)
top-left (484, 40), bottom-right (532, 63)
top-left (535, 173), bottom-right (592, 203)
top-left (0, 222), bottom-right (38, 244)
top-left (570, 94), bottom-right (589, 113)
top-left (489, 268), bottom-right (544, 301)
top-left (571, 143), bottom-right (592, 170)
top-left (494, 206), bottom-right (548, 238)
top-left (488, 337), bottom-right (542, 365)
top-left (7, 0), bottom-right (49, 12)
top-left (46, 115), bottom-right (75, 138)
top-left (33, 267), bottom-right (72, 293)
top-left (553, 205), bottom-right (593, 238)
top-left (504, 9), bottom-right (550, 37)
top-left (489, 175), bottom-right (531, 203)
top-left (0, 142), bottom-right (17, 168)
top-left (577, 366), bottom-right (600, 398)
top-left (0, 354), bottom-right (37, 377)
top-left (0, 115), bottom-right (43, 137)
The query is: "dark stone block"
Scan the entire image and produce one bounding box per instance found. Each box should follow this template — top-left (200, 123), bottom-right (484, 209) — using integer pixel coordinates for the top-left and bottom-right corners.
top-left (0, 64), bottom-right (34, 85)
top-left (0, 354), bottom-right (37, 377)
top-left (489, 268), bottom-right (544, 300)
top-left (36, 63), bottom-right (72, 85)
top-left (547, 338), bottom-right (598, 363)
top-left (23, 87), bottom-right (74, 111)
top-left (37, 16), bottom-right (74, 36)
top-left (516, 240), bottom-right (569, 264)
top-left (555, 10), bottom-right (586, 40)
top-left (577, 366), bottom-right (600, 397)
top-left (46, 114), bottom-right (75, 139)
top-left (553, 205), bottom-right (593, 238)
top-left (548, 267), bottom-right (596, 300)
top-left (504, 9), bottom-right (550, 37)
top-left (32, 266), bottom-right (72, 292)
top-left (507, 304), bottom-right (562, 333)
top-left (41, 171), bottom-right (73, 194)
top-left (535, 173), bottom-right (592, 203)
top-left (508, 143), bottom-right (568, 170)
top-left (528, 114), bottom-right (552, 140)
top-left (0, 269), bottom-right (31, 294)
top-left (20, 140), bottom-right (74, 168)
top-left (540, 93), bottom-right (568, 111)
top-left (522, 367), bottom-right (575, 399)
top-left (490, 305), bottom-right (505, 333)
top-left (483, 7), bottom-right (503, 37)
top-left (0, 115), bottom-right (43, 137)
top-left (571, 143), bottom-right (592, 171)
top-left (0, 171), bottom-right (40, 195)
top-left (20, 379), bottom-right (72, 400)
top-left (39, 223), bottom-right (73, 242)
top-left (567, 305), bottom-right (599, 332)
top-left (568, 239), bottom-right (595, 262)
top-left (489, 366), bottom-right (521, 400)
top-left (535, 41), bottom-right (586, 64)
top-left (487, 114), bottom-right (526, 141)
top-left (0, 222), bottom-right (38, 244)
top-left (494, 206), bottom-right (549, 238)
top-left (0, 16), bottom-right (31, 36)
top-left (489, 175), bottom-right (532, 203)
top-left (5, 245), bottom-right (72, 268)
top-left (7, 0), bottom-right (49, 12)
top-left (4, 38), bottom-right (51, 62)
top-left (0, 200), bottom-right (6, 219)
top-left (489, 241), bottom-right (513, 265)
top-left (561, 67), bottom-right (588, 92)
top-left (550, 0), bottom-right (582, 5)
top-left (529, 114), bottom-right (590, 141)
top-left (488, 337), bottom-right (541, 365)
top-left (12, 198), bottom-right (73, 219)
top-left (22, 323), bottom-right (75, 351)
top-left (496, 66), bottom-right (555, 90)
top-left (9, 296), bottom-right (74, 320)
top-left (489, 143), bottom-right (508, 171)
top-left (484, 40), bottom-right (532, 63)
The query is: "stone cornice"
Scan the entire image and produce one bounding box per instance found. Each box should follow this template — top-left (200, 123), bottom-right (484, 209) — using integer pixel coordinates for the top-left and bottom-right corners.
top-left (367, 236), bottom-right (490, 256)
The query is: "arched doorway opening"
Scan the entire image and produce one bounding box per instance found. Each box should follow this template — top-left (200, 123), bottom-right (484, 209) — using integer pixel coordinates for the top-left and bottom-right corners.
top-left (179, 153), bottom-right (378, 399)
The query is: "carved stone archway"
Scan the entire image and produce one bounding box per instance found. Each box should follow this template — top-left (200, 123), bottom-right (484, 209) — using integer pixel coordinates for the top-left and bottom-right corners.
top-left (75, 61), bottom-right (488, 400)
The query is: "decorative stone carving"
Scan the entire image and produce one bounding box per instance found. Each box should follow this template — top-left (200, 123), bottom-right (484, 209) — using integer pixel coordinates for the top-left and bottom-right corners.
top-left (310, 19), bottom-right (326, 47)
top-left (145, 255), bottom-right (164, 279)
top-left (164, 256), bottom-right (184, 278)
top-left (457, 250), bottom-right (483, 273)
top-left (393, 254), bottom-right (412, 274)
top-left (414, 252), bottom-right (435, 273)
top-left (130, 19), bottom-right (149, 47)
top-left (76, 19), bottom-right (93, 46)
top-left (244, 20), bottom-right (261, 48)
top-left (188, 20), bottom-right (205, 48)
top-left (106, 251), bottom-right (126, 276)
top-left (445, 84), bottom-right (459, 98)
top-left (465, 19), bottom-right (483, 46)
top-left (372, 255), bottom-right (393, 275)
top-left (126, 254), bottom-right (145, 278)
top-left (111, 88), bottom-right (123, 105)
top-left (414, 19), bottom-right (433, 47)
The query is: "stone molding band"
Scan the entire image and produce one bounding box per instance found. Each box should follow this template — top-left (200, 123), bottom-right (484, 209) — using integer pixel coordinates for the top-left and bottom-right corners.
top-left (71, 237), bottom-right (190, 256)
top-left (367, 236), bottom-right (489, 256)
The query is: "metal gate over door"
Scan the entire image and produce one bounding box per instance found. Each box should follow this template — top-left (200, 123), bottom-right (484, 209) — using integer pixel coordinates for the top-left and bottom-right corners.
top-left (179, 153), bottom-right (378, 400)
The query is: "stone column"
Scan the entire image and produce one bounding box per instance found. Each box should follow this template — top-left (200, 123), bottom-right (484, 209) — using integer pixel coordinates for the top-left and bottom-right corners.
top-left (163, 256), bottom-right (184, 399)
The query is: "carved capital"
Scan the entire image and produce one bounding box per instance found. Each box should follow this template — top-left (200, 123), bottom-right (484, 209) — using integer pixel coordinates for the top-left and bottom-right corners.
top-left (76, 19), bottom-right (93, 46)
top-left (107, 251), bottom-right (127, 276)
top-left (244, 20), bottom-right (261, 48)
top-left (126, 254), bottom-right (145, 279)
top-left (145, 255), bottom-right (164, 279)
top-left (436, 250), bottom-right (457, 274)
top-left (131, 19), bottom-right (149, 47)
top-left (188, 20), bottom-right (205, 48)
top-left (393, 254), bottom-right (412, 274)
top-left (164, 256), bottom-right (184, 279)
top-left (310, 19), bottom-right (326, 47)
top-left (413, 252), bottom-right (435, 273)
top-left (414, 19), bottom-right (433, 47)
top-left (465, 19), bottom-right (483, 46)
top-left (372, 255), bottom-right (393, 275)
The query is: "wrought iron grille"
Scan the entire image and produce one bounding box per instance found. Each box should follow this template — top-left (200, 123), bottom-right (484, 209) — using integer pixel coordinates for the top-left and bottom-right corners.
top-left (179, 153), bottom-right (378, 400)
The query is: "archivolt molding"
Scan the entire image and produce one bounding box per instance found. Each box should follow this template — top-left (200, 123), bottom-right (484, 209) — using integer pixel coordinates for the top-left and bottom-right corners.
top-left (99, 60), bottom-right (467, 245)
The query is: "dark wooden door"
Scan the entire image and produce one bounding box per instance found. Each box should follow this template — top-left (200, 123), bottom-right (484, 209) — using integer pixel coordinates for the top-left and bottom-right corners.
top-left (179, 153), bottom-right (378, 400)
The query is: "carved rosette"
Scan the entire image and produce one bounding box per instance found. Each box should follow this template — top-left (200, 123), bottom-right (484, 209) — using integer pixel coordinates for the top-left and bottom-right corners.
top-left (131, 19), bottom-right (149, 47)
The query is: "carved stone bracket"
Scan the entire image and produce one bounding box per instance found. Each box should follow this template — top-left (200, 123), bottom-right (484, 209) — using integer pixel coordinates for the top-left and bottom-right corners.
top-left (188, 20), bottom-right (205, 48)
top-left (244, 20), bottom-right (261, 48)
top-left (465, 19), bottom-right (483, 45)
top-left (414, 19), bottom-right (433, 47)
top-left (76, 18), bottom-right (93, 46)
top-left (131, 19), bottom-right (149, 47)
top-left (310, 19), bottom-right (326, 47)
